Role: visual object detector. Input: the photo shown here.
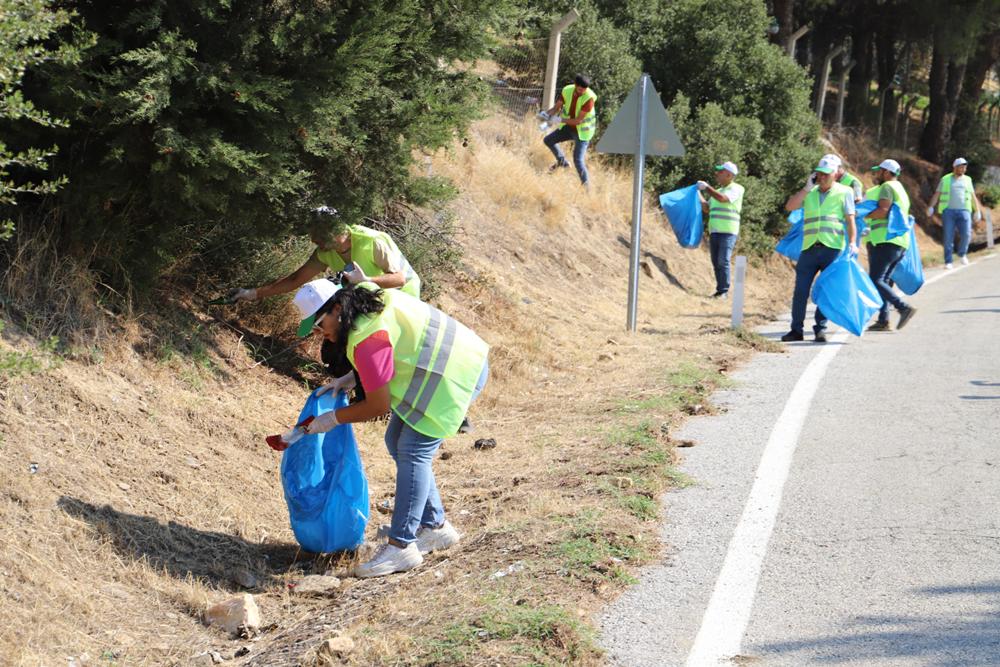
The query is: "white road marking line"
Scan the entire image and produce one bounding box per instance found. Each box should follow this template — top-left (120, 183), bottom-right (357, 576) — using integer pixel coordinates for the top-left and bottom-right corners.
top-left (683, 333), bottom-right (846, 666)
top-left (683, 253), bottom-right (993, 666)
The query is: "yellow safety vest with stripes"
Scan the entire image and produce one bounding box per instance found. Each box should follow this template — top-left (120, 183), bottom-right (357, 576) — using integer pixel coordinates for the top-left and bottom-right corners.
top-left (316, 225), bottom-right (421, 298)
top-left (937, 173), bottom-right (974, 212)
top-left (802, 183), bottom-right (853, 251)
top-left (708, 182), bottom-right (744, 234)
top-left (560, 84), bottom-right (598, 142)
top-left (346, 284), bottom-right (489, 438)
top-left (866, 180), bottom-right (910, 249)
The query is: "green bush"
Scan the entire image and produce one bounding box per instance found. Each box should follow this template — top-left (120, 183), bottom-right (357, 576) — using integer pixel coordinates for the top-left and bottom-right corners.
top-left (979, 184), bottom-right (1000, 209)
top-left (5, 0), bottom-right (514, 293)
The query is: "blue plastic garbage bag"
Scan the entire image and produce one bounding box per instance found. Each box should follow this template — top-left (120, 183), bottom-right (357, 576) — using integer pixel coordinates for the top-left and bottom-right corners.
top-left (659, 185), bottom-right (703, 249)
top-left (775, 208), bottom-right (804, 261)
top-left (281, 391), bottom-right (369, 553)
top-left (855, 200), bottom-right (909, 240)
top-left (811, 251), bottom-right (884, 336)
top-left (891, 227), bottom-right (925, 295)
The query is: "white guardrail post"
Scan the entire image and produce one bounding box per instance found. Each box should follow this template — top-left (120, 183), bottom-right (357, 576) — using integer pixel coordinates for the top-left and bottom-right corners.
top-left (731, 255), bottom-right (747, 328)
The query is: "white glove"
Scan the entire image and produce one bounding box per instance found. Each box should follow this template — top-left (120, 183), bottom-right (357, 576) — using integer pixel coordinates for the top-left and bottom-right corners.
top-left (342, 263), bottom-right (368, 285)
top-left (926, 206), bottom-right (934, 217)
top-left (696, 180), bottom-right (709, 191)
top-left (316, 372), bottom-right (357, 397)
top-left (229, 287), bottom-right (258, 302)
top-left (805, 173), bottom-right (817, 189)
top-left (975, 211), bottom-right (982, 222)
top-left (537, 110), bottom-right (550, 121)
top-left (304, 409), bottom-right (340, 434)
top-left (848, 243), bottom-right (859, 258)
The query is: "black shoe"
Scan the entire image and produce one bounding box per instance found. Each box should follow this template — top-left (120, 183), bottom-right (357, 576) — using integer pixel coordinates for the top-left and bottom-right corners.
top-left (548, 160), bottom-right (569, 172)
top-left (897, 306), bottom-right (917, 330)
top-left (867, 320), bottom-right (891, 332)
top-left (458, 417), bottom-right (474, 434)
top-left (780, 331), bottom-right (803, 342)
top-left (814, 331), bottom-right (828, 343)
top-left (711, 291), bottom-right (728, 299)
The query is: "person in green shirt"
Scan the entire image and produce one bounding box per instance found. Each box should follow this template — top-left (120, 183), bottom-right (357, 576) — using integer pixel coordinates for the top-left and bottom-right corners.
top-left (865, 159), bottom-right (917, 332)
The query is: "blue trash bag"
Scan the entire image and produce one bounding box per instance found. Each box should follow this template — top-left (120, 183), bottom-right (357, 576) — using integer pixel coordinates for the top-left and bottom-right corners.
top-left (891, 227), bottom-right (925, 295)
top-left (855, 200), bottom-right (909, 240)
top-left (281, 391), bottom-right (369, 553)
top-left (775, 208), bottom-right (804, 261)
top-left (811, 251), bottom-right (884, 336)
top-left (658, 185), bottom-right (703, 249)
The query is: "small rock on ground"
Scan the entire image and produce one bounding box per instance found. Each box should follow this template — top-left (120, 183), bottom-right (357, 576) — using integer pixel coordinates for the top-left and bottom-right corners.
top-left (292, 575), bottom-right (341, 595)
top-left (473, 438), bottom-right (496, 450)
top-left (316, 635), bottom-right (355, 664)
top-left (204, 593), bottom-right (260, 636)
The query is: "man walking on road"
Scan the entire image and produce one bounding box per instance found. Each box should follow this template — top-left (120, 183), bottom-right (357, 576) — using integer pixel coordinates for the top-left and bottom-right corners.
top-left (697, 161), bottom-right (745, 299)
top-left (541, 74), bottom-right (597, 189)
top-left (865, 159), bottom-right (917, 332)
top-left (780, 156), bottom-right (858, 344)
top-left (926, 157), bottom-right (985, 269)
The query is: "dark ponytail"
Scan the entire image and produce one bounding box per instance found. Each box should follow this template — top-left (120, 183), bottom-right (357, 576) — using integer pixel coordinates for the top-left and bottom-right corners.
top-left (318, 284), bottom-right (385, 359)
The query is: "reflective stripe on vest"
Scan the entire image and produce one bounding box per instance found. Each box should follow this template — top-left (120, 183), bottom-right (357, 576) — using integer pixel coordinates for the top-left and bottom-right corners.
top-left (316, 225), bottom-right (421, 298)
top-left (708, 183), bottom-right (743, 234)
top-left (802, 183), bottom-right (851, 251)
top-left (938, 173), bottom-right (974, 212)
top-left (560, 84), bottom-right (598, 142)
top-left (347, 286), bottom-right (489, 438)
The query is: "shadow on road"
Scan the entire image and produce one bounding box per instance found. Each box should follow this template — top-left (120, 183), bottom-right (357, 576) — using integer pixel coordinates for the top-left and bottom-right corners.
top-left (940, 308), bottom-right (1000, 314)
top-left (757, 582), bottom-right (1000, 666)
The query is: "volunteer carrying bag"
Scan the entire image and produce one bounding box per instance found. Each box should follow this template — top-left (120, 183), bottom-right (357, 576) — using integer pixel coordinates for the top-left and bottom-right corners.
top-left (776, 208), bottom-right (804, 261)
top-left (659, 185), bottom-right (703, 249)
top-left (281, 391), bottom-right (369, 552)
top-left (855, 200), bottom-right (909, 240)
top-left (891, 227), bottom-right (925, 295)
top-left (811, 252), bottom-right (884, 336)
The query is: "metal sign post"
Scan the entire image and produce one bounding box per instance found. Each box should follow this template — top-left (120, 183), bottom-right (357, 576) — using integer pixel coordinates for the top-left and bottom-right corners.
top-left (597, 74), bottom-right (685, 332)
top-left (731, 255), bottom-right (747, 328)
top-left (986, 209), bottom-right (995, 249)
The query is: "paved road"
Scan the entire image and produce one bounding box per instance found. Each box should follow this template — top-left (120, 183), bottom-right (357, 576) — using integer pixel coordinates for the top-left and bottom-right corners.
top-left (600, 255), bottom-right (1000, 666)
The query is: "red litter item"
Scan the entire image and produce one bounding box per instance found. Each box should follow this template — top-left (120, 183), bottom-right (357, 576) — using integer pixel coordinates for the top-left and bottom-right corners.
top-left (265, 415), bottom-right (315, 451)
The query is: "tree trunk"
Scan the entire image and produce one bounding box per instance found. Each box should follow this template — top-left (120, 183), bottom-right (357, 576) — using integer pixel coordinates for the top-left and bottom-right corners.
top-left (771, 0), bottom-right (796, 51)
top-left (919, 24), bottom-right (950, 165)
top-left (950, 29), bottom-right (1000, 153)
top-left (845, 27), bottom-right (874, 126)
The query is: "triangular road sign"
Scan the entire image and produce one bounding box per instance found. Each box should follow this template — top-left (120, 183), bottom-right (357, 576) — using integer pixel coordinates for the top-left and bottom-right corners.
top-left (596, 74), bottom-right (685, 157)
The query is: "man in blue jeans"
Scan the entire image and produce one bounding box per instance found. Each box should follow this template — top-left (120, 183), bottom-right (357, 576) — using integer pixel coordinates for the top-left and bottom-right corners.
top-left (926, 157), bottom-right (984, 268)
top-left (780, 155), bottom-right (858, 343)
top-left (865, 159), bottom-right (917, 331)
top-left (697, 161), bottom-right (745, 298)
top-left (541, 74), bottom-right (597, 189)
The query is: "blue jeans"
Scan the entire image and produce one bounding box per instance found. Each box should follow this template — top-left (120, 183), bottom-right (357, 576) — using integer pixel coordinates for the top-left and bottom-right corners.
top-left (384, 362), bottom-right (489, 544)
top-left (709, 232), bottom-right (737, 294)
top-left (867, 242), bottom-right (908, 323)
top-left (543, 125), bottom-right (589, 185)
top-left (790, 244), bottom-right (841, 335)
top-left (942, 208), bottom-right (972, 263)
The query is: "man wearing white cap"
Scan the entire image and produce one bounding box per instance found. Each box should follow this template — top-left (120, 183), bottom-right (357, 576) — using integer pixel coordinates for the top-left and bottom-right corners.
top-left (927, 158), bottom-right (984, 268)
top-left (780, 155), bottom-right (858, 343)
top-left (697, 160), bottom-right (745, 298)
top-left (865, 159), bottom-right (917, 331)
top-left (823, 153), bottom-right (864, 204)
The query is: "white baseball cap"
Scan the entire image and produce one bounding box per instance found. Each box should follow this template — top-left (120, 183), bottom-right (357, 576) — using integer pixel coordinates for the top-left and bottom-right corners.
top-left (714, 161), bottom-right (739, 176)
top-left (872, 158), bottom-right (901, 175)
top-left (294, 279), bottom-right (341, 336)
top-left (814, 156), bottom-right (840, 174)
top-left (953, 157), bottom-right (968, 167)
top-left (820, 153), bottom-right (843, 168)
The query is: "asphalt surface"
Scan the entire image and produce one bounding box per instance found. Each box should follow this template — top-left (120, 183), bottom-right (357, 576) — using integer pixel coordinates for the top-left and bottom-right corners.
top-left (600, 254), bottom-right (1000, 666)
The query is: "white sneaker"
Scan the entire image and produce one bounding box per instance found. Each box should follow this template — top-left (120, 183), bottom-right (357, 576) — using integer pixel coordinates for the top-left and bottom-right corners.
top-left (960, 255), bottom-right (969, 265)
top-left (945, 262), bottom-right (954, 269)
top-left (416, 521), bottom-right (461, 555)
top-left (354, 542), bottom-right (422, 578)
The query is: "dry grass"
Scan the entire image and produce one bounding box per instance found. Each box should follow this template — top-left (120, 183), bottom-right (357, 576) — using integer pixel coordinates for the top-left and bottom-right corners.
top-left (0, 114), bottom-right (880, 667)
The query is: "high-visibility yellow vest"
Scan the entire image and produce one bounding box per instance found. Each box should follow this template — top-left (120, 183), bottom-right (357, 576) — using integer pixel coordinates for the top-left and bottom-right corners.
top-left (347, 284), bottom-right (489, 438)
top-left (839, 172), bottom-right (861, 190)
top-left (868, 180), bottom-right (910, 249)
top-left (316, 225), bottom-right (421, 298)
top-left (708, 182), bottom-right (744, 234)
top-left (802, 183), bottom-right (853, 251)
top-left (559, 84), bottom-right (598, 142)
top-left (937, 173), bottom-right (974, 212)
